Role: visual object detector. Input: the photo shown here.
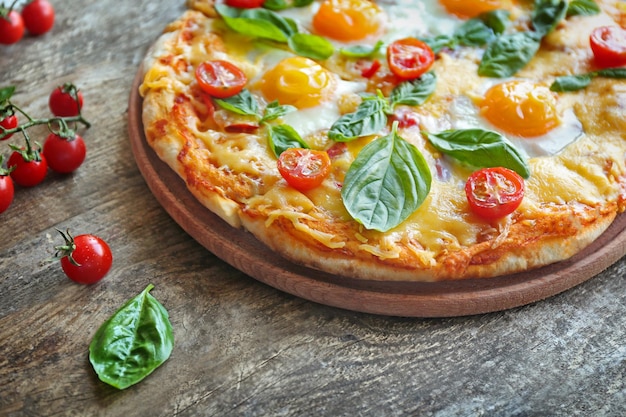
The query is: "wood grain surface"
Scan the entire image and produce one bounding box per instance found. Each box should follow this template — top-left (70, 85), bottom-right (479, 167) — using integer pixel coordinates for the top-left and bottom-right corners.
top-left (1, 1), bottom-right (625, 416)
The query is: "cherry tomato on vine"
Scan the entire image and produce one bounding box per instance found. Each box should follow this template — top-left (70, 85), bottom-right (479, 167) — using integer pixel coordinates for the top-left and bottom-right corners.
top-left (195, 60), bottom-right (248, 99)
top-left (225, 0), bottom-right (265, 7)
top-left (387, 37), bottom-right (435, 80)
top-left (589, 26), bottom-right (626, 68)
top-left (54, 229), bottom-right (113, 284)
top-left (0, 158), bottom-right (14, 214)
top-left (49, 85), bottom-right (84, 117)
top-left (7, 148), bottom-right (47, 187)
top-left (22, 0), bottom-right (55, 36)
top-left (277, 148), bottom-right (331, 191)
top-left (0, 114), bottom-right (18, 140)
top-left (465, 167), bottom-right (525, 220)
top-left (43, 132), bottom-right (86, 174)
top-left (0, 10), bottom-right (24, 45)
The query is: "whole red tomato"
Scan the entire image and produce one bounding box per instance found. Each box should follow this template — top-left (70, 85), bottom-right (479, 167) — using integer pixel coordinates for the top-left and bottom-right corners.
top-left (0, 161), bottom-right (15, 214)
top-left (0, 114), bottom-right (18, 140)
top-left (22, 0), bottom-right (55, 36)
top-left (43, 132), bottom-right (86, 173)
top-left (0, 10), bottom-right (24, 45)
top-left (54, 229), bottom-right (113, 284)
top-left (8, 148), bottom-right (48, 187)
top-left (49, 85), bottom-right (84, 117)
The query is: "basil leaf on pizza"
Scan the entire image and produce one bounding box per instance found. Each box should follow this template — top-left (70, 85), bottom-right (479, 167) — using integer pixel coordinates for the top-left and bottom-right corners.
top-left (390, 72), bottom-right (437, 106)
top-left (531, 0), bottom-right (569, 37)
top-left (288, 33), bottom-right (334, 60)
top-left (478, 32), bottom-right (542, 77)
top-left (216, 5), bottom-right (291, 42)
top-left (328, 94), bottom-right (390, 142)
top-left (268, 124), bottom-right (309, 157)
top-left (214, 90), bottom-right (259, 116)
top-left (424, 129), bottom-right (531, 179)
top-left (551, 68), bottom-right (626, 92)
top-left (260, 101), bottom-right (297, 123)
top-left (342, 124), bottom-right (431, 232)
top-left (567, 0), bottom-right (601, 16)
top-left (340, 41), bottom-right (384, 58)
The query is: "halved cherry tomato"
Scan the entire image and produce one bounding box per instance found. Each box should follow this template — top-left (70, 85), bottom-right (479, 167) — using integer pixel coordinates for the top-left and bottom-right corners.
top-left (43, 132), bottom-right (87, 174)
top-left (0, 10), bottom-right (24, 45)
top-left (0, 114), bottom-right (18, 140)
top-left (589, 26), bottom-right (626, 68)
top-left (387, 38), bottom-right (435, 80)
top-left (49, 84), bottom-right (84, 117)
top-left (225, 0), bottom-right (265, 7)
top-left (54, 229), bottom-right (113, 284)
top-left (277, 148), bottom-right (331, 191)
top-left (22, 0), bottom-right (55, 36)
top-left (195, 60), bottom-right (247, 99)
top-left (465, 167), bottom-right (525, 220)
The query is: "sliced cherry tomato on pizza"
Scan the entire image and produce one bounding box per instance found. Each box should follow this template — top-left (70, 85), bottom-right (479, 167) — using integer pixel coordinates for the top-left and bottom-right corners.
top-left (465, 167), bottom-right (525, 220)
top-left (195, 60), bottom-right (248, 99)
top-left (387, 38), bottom-right (435, 80)
top-left (1, 114), bottom-right (18, 140)
top-left (589, 26), bottom-right (626, 68)
top-left (225, 0), bottom-right (265, 8)
top-left (21, 0), bottom-right (55, 36)
top-left (49, 84), bottom-right (84, 117)
top-left (54, 229), bottom-right (113, 285)
top-left (277, 148), bottom-right (331, 191)
top-left (0, 10), bottom-right (24, 45)
top-left (43, 132), bottom-right (87, 174)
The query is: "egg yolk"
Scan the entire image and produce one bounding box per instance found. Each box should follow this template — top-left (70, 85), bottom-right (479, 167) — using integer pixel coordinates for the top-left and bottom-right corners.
top-left (439, 0), bottom-right (515, 19)
top-left (258, 57), bottom-right (333, 109)
top-left (480, 80), bottom-right (561, 137)
top-left (312, 0), bottom-right (383, 42)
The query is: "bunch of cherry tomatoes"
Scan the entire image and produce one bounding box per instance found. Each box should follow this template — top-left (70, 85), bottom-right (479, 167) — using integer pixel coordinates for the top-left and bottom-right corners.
top-left (0, 0), bottom-right (55, 45)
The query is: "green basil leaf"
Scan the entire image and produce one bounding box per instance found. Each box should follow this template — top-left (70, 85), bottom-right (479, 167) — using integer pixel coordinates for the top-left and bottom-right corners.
top-left (288, 33), bottom-right (334, 60)
top-left (328, 95), bottom-right (389, 142)
top-left (241, 7), bottom-right (298, 37)
top-left (342, 124), bottom-right (432, 232)
top-left (479, 9), bottom-right (510, 35)
top-left (260, 100), bottom-right (296, 123)
top-left (567, 0), bottom-right (600, 17)
top-left (268, 124), bottom-right (308, 157)
top-left (422, 35), bottom-right (455, 54)
top-left (478, 31), bottom-right (541, 78)
top-left (214, 89), bottom-right (260, 117)
top-left (0, 85), bottom-right (15, 104)
top-left (216, 4), bottom-right (290, 42)
top-left (89, 284), bottom-right (174, 390)
top-left (596, 67), bottom-right (626, 79)
top-left (550, 74), bottom-right (593, 92)
top-left (339, 40), bottom-right (384, 58)
top-left (263, 0), bottom-right (290, 10)
top-left (455, 18), bottom-right (496, 47)
top-left (531, 0), bottom-right (568, 36)
top-left (390, 71), bottom-right (437, 107)
top-left (424, 129), bottom-right (530, 179)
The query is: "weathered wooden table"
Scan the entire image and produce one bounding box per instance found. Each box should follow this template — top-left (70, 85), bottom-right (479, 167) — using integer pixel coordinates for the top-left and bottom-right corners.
top-left (1, 1), bottom-right (624, 416)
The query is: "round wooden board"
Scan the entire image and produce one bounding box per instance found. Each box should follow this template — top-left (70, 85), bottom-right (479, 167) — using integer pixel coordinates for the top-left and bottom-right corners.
top-left (128, 67), bottom-right (626, 317)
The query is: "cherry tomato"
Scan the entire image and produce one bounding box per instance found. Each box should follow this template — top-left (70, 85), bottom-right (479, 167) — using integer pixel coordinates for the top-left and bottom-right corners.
top-left (589, 26), bottom-right (626, 68)
top-left (387, 38), bottom-right (435, 80)
top-left (8, 148), bottom-right (47, 187)
top-left (225, 0), bottom-right (265, 7)
top-left (21, 0), bottom-right (55, 35)
top-left (0, 166), bottom-right (14, 214)
top-left (195, 60), bottom-right (247, 99)
top-left (0, 114), bottom-right (18, 140)
top-left (465, 167), bottom-right (525, 220)
top-left (277, 148), bottom-right (331, 191)
top-left (43, 132), bottom-right (86, 174)
top-left (49, 84), bottom-right (84, 117)
top-left (54, 229), bottom-right (113, 284)
top-left (0, 10), bottom-right (24, 45)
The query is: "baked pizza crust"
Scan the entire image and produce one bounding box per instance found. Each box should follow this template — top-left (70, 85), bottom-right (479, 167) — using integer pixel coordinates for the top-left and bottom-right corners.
top-left (140, 3), bottom-right (626, 282)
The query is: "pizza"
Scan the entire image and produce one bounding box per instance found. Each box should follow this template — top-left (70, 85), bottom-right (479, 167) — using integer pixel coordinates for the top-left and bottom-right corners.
top-left (139, 0), bottom-right (626, 282)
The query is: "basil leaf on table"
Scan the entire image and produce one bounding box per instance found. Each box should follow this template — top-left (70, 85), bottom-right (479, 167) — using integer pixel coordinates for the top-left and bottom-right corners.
top-left (328, 95), bottom-right (390, 142)
top-left (424, 129), bottom-right (530, 179)
top-left (390, 71), bottom-right (437, 106)
top-left (342, 123), bottom-right (432, 232)
top-left (567, 0), bottom-right (600, 17)
top-left (288, 33), bottom-right (334, 60)
top-left (89, 284), bottom-right (174, 390)
top-left (268, 124), bottom-right (309, 157)
top-left (550, 67), bottom-right (626, 92)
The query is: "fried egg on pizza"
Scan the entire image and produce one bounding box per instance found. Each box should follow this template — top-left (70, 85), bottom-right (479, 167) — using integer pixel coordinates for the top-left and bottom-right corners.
top-left (140, 0), bottom-right (626, 281)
